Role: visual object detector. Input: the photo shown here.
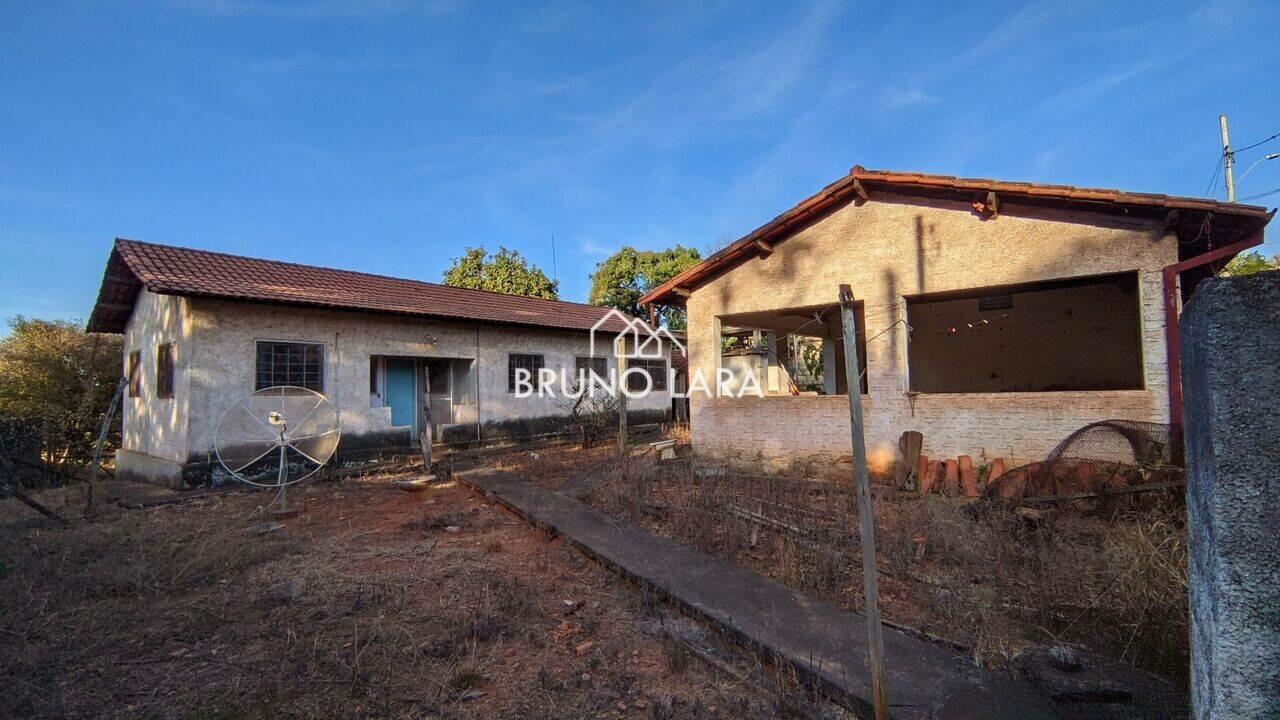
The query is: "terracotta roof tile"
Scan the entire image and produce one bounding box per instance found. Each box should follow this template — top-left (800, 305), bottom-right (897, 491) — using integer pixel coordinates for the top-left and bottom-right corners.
top-left (88, 239), bottom-right (635, 335)
top-left (639, 165), bottom-right (1273, 306)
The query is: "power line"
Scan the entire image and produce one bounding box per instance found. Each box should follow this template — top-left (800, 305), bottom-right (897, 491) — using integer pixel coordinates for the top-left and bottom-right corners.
top-left (1235, 130), bottom-right (1280, 154)
top-left (1203, 153), bottom-right (1224, 197)
top-left (1239, 187), bottom-right (1280, 202)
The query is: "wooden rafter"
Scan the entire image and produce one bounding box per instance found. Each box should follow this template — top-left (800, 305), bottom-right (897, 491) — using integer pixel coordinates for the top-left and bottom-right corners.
top-left (851, 179), bottom-right (871, 206)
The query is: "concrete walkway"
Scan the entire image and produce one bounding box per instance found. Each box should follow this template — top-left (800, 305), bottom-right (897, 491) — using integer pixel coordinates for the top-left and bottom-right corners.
top-left (458, 469), bottom-right (1060, 720)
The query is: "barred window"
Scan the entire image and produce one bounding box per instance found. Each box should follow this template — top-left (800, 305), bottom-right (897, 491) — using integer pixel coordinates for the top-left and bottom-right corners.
top-left (156, 343), bottom-right (174, 399)
top-left (574, 356), bottom-right (608, 381)
top-left (256, 341), bottom-right (324, 392)
top-left (127, 351), bottom-right (142, 398)
top-left (508, 354), bottom-right (544, 393)
top-left (626, 359), bottom-right (667, 391)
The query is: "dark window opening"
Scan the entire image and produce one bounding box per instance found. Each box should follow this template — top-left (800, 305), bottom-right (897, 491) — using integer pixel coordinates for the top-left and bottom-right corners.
top-left (256, 341), bottom-right (324, 392)
top-left (575, 356), bottom-right (608, 382)
top-left (127, 351), bottom-right (141, 398)
top-left (627, 358), bottom-right (667, 391)
top-left (906, 272), bottom-right (1143, 393)
top-left (508, 353), bottom-right (544, 393)
top-left (156, 343), bottom-right (174, 399)
top-left (718, 302), bottom-right (867, 396)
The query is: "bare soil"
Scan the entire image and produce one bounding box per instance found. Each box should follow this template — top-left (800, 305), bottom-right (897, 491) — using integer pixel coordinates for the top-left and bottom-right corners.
top-left (0, 468), bottom-right (842, 719)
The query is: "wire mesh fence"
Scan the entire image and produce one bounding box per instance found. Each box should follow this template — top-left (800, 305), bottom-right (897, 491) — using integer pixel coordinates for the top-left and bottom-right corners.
top-left (988, 421), bottom-right (1184, 510)
top-left (0, 413), bottom-right (120, 488)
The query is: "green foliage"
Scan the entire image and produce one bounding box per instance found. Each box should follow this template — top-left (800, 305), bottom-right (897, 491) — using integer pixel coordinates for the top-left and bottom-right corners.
top-left (0, 317), bottom-right (123, 465)
top-left (800, 339), bottom-right (823, 379)
top-left (442, 247), bottom-right (559, 299)
top-left (587, 245), bottom-right (701, 327)
top-left (1221, 250), bottom-right (1280, 277)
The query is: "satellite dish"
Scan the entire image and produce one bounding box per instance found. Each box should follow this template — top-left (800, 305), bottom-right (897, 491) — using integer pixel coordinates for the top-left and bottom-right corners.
top-left (214, 386), bottom-right (340, 514)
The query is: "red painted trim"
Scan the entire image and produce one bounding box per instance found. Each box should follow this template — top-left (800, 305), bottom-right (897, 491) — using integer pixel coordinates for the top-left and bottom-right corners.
top-left (1162, 234), bottom-right (1264, 434)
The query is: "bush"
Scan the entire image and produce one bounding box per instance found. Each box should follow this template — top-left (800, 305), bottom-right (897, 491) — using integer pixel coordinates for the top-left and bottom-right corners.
top-left (0, 316), bottom-right (122, 474)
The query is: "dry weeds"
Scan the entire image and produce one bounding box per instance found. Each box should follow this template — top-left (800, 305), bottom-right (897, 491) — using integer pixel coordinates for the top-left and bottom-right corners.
top-left (511, 443), bottom-right (1190, 688)
top-left (1, 471), bottom-right (841, 719)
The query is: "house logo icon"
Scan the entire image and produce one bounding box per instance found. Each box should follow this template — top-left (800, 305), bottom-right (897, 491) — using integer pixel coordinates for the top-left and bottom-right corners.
top-left (589, 307), bottom-right (684, 360)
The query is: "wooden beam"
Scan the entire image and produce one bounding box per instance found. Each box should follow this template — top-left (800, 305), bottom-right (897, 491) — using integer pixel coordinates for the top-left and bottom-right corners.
top-left (672, 287), bottom-right (692, 298)
top-left (986, 191), bottom-right (1000, 218)
top-left (754, 238), bottom-right (774, 258)
top-left (851, 179), bottom-right (871, 206)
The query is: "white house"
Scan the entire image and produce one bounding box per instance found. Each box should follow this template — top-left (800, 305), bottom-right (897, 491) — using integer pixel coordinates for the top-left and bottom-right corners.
top-left (88, 239), bottom-right (672, 487)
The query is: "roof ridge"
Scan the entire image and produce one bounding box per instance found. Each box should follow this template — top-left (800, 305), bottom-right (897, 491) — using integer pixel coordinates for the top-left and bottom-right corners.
top-left (638, 164), bottom-right (1273, 307)
top-left (846, 167), bottom-right (1272, 213)
top-left (113, 237), bottom-right (627, 316)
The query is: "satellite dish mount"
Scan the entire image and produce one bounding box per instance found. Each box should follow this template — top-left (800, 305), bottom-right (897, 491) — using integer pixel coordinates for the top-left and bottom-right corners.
top-left (214, 386), bottom-right (341, 519)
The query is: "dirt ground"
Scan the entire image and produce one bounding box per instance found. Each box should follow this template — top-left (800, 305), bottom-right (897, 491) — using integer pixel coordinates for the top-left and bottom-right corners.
top-left (0, 468), bottom-right (843, 720)
top-left (496, 442), bottom-right (1190, 695)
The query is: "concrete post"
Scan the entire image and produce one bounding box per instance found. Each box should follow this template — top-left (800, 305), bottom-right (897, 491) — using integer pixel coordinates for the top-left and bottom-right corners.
top-left (1179, 271), bottom-right (1280, 720)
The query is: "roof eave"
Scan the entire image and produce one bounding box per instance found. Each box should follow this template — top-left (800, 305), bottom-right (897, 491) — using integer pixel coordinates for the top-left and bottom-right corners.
top-left (166, 291), bottom-right (634, 335)
top-left (86, 243), bottom-right (143, 334)
top-left (640, 168), bottom-right (1274, 306)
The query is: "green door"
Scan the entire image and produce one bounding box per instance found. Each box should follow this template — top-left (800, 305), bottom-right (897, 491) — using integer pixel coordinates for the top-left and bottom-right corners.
top-left (384, 358), bottom-right (417, 434)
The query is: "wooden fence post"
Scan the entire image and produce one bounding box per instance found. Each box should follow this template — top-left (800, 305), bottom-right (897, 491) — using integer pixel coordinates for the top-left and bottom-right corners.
top-left (838, 284), bottom-right (889, 720)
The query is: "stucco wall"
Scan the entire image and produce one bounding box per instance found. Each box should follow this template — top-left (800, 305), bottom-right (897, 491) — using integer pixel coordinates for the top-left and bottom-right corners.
top-left (180, 299), bottom-right (671, 463)
top-left (120, 289), bottom-right (193, 464)
top-left (685, 193), bottom-right (1176, 465)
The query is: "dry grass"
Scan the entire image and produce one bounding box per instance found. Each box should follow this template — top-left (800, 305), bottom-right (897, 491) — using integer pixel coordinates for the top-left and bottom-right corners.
top-left (0, 471), bottom-right (840, 719)
top-left (516, 443), bottom-right (1190, 687)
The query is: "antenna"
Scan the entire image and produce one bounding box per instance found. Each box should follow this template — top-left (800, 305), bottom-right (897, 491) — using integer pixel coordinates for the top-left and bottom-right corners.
top-left (214, 385), bottom-right (341, 519)
top-left (551, 233), bottom-right (558, 282)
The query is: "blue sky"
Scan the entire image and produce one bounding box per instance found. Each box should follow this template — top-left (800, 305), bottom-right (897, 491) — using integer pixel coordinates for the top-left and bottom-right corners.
top-left (2, 0), bottom-right (1278, 325)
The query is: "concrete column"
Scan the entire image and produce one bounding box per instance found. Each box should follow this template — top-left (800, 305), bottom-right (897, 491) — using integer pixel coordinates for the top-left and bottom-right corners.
top-left (1179, 272), bottom-right (1280, 720)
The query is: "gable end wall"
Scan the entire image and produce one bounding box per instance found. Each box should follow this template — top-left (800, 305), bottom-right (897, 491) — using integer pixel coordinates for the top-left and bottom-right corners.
top-left (684, 193), bottom-right (1176, 466)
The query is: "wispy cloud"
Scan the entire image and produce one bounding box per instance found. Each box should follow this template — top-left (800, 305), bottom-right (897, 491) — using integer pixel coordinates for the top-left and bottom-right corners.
top-left (491, 0), bottom-right (842, 188)
top-left (881, 88), bottom-right (937, 109)
top-left (1194, 0), bottom-right (1243, 30)
top-left (1038, 60), bottom-right (1159, 112)
top-left (954, 1), bottom-right (1060, 66)
top-left (579, 239), bottom-right (617, 256)
top-left (168, 0), bottom-right (466, 19)
top-left (1032, 148), bottom-right (1061, 176)
top-left (247, 54), bottom-right (425, 73)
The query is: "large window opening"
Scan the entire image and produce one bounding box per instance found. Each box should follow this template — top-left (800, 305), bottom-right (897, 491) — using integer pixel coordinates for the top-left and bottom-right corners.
top-left (906, 272), bottom-right (1143, 393)
top-left (718, 303), bottom-right (867, 396)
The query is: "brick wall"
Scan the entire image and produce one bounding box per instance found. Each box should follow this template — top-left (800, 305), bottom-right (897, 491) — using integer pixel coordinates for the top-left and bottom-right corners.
top-left (686, 192), bottom-right (1176, 465)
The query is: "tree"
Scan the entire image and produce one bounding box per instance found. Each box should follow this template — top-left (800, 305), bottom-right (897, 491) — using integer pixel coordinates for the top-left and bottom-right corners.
top-left (587, 246), bottom-right (701, 328)
top-left (442, 246), bottom-right (559, 299)
top-left (0, 317), bottom-right (122, 466)
top-left (1221, 250), bottom-right (1280, 277)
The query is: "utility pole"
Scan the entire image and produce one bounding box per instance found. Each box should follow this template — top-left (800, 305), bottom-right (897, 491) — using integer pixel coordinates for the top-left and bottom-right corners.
top-left (1220, 114), bottom-right (1236, 202)
top-left (838, 284), bottom-right (889, 720)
